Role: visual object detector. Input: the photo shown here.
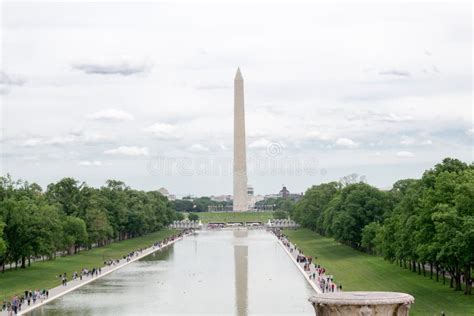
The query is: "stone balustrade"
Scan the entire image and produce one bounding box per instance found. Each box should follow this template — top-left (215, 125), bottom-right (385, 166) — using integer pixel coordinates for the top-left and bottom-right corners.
top-left (169, 220), bottom-right (203, 229)
top-left (266, 219), bottom-right (300, 228)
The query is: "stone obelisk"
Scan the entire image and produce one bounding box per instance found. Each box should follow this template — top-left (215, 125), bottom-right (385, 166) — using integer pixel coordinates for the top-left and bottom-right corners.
top-left (233, 67), bottom-right (248, 212)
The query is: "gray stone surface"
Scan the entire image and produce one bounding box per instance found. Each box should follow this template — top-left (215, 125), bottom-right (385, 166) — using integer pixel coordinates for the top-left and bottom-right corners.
top-left (309, 291), bottom-right (415, 316)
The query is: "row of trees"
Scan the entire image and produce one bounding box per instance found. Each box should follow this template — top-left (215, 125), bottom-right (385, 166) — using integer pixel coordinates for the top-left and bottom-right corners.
top-left (0, 176), bottom-right (178, 272)
top-left (172, 196), bottom-right (297, 213)
top-left (172, 196), bottom-right (227, 213)
top-left (292, 158), bottom-right (473, 295)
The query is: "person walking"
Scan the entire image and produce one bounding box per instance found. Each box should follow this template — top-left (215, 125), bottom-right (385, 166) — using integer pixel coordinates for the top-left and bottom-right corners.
top-left (11, 296), bottom-right (18, 315)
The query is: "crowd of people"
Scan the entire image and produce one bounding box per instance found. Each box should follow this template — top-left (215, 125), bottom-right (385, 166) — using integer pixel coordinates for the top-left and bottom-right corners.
top-left (272, 229), bottom-right (340, 294)
top-left (1, 230), bottom-right (192, 315)
top-left (1, 290), bottom-right (49, 315)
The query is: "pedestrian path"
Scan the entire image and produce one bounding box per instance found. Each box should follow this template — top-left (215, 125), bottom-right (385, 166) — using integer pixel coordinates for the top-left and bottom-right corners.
top-left (1, 231), bottom-right (190, 316)
top-left (272, 230), bottom-right (340, 295)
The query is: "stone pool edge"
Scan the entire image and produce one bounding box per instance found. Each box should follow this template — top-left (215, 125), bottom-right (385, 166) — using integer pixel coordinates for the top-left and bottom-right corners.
top-left (275, 235), bottom-right (322, 294)
top-left (16, 235), bottom-right (187, 316)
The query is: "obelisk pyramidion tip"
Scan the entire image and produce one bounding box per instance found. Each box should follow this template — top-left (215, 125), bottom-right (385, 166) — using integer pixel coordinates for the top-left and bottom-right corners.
top-left (235, 67), bottom-right (243, 81)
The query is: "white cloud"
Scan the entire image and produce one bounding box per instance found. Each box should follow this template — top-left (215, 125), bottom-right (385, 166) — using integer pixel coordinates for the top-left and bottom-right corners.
top-left (21, 138), bottom-right (44, 147)
top-left (396, 151), bottom-right (415, 158)
top-left (72, 60), bottom-right (152, 76)
top-left (466, 128), bottom-right (474, 136)
top-left (81, 132), bottom-right (114, 144)
top-left (78, 160), bottom-right (102, 166)
top-left (44, 135), bottom-right (76, 145)
top-left (306, 130), bottom-right (330, 140)
top-left (378, 113), bottom-right (413, 123)
top-left (144, 123), bottom-right (179, 140)
top-left (104, 146), bottom-right (149, 156)
top-left (378, 69), bottom-right (411, 77)
top-left (249, 138), bottom-right (271, 149)
top-left (0, 71), bottom-right (25, 94)
top-left (189, 143), bottom-right (209, 152)
top-left (421, 139), bottom-right (433, 145)
top-left (19, 132), bottom-right (112, 147)
top-left (196, 84), bottom-right (231, 90)
top-left (335, 138), bottom-right (358, 148)
top-left (88, 109), bottom-right (134, 122)
top-left (347, 111), bottom-right (413, 123)
top-left (400, 135), bottom-right (415, 145)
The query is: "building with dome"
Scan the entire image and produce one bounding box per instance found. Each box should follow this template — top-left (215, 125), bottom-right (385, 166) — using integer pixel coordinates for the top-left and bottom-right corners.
top-left (158, 187), bottom-right (176, 201)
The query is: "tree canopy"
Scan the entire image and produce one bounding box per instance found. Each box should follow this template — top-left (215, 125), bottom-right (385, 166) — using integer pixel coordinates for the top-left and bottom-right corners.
top-left (0, 176), bottom-right (179, 272)
top-left (293, 158), bottom-right (473, 295)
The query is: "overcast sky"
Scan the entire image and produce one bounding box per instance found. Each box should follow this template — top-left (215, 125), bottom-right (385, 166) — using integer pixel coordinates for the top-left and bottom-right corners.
top-left (0, 1), bottom-right (472, 196)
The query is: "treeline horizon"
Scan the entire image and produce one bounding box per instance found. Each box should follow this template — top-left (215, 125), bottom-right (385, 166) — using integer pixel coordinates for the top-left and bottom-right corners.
top-left (291, 157), bottom-right (473, 295)
top-left (0, 177), bottom-right (178, 272)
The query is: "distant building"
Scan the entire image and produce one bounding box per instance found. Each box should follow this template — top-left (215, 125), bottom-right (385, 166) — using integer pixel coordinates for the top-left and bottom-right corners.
top-left (279, 185), bottom-right (290, 198)
top-left (182, 195), bottom-right (195, 202)
top-left (158, 187), bottom-right (176, 201)
top-left (247, 185), bottom-right (255, 209)
top-left (264, 194), bottom-right (279, 200)
top-left (288, 193), bottom-right (303, 202)
top-left (254, 194), bottom-right (264, 203)
top-left (158, 187), bottom-right (169, 196)
top-left (276, 185), bottom-right (303, 202)
top-left (247, 185), bottom-right (254, 196)
top-left (210, 195), bottom-right (232, 202)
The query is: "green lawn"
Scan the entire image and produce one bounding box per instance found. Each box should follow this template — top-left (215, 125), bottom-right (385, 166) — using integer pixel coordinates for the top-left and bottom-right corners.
top-left (0, 229), bottom-right (177, 301)
top-left (284, 229), bottom-right (473, 316)
top-left (193, 211), bottom-right (273, 223)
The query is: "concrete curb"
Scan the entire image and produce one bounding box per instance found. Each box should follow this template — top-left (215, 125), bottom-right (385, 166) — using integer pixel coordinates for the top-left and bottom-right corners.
top-left (275, 237), bottom-right (322, 294)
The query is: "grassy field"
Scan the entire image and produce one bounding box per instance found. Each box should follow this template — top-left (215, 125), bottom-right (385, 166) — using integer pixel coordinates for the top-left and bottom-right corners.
top-left (0, 229), bottom-right (177, 301)
top-left (284, 229), bottom-right (474, 316)
top-left (192, 211), bottom-right (274, 223)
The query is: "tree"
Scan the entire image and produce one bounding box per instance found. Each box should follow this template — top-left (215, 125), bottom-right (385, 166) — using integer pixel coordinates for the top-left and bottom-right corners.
top-left (85, 208), bottom-right (113, 247)
top-left (61, 216), bottom-right (88, 254)
top-left (175, 212), bottom-right (185, 221)
top-left (330, 183), bottom-right (390, 248)
top-left (292, 182), bottom-right (339, 233)
top-left (0, 175), bottom-right (178, 272)
top-left (173, 199), bottom-right (194, 212)
top-left (46, 178), bottom-right (84, 216)
top-left (188, 213), bottom-right (199, 221)
top-left (339, 173), bottom-right (366, 187)
top-left (28, 202), bottom-right (62, 262)
top-left (273, 210), bottom-right (288, 219)
top-left (0, 221), bottom-right (6, 259)
top-left (279, 199), bottom-right (294, 214)
top-left (0, 198), bottom-right (32, 269)
top-left (361, 222), bottom-right (381, 254)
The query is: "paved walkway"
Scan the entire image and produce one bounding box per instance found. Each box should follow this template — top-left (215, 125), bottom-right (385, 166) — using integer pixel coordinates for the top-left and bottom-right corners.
top-left (2, 233), bottom-right (189, 316)
top-left (273, 230), bottom-right (340, 294)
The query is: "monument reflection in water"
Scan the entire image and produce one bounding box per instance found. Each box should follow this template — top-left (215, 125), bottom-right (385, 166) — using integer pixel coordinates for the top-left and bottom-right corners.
top-left (27, 230), bottom-right (314, 316)
top-left (234, 229), bottom-right (248, 315)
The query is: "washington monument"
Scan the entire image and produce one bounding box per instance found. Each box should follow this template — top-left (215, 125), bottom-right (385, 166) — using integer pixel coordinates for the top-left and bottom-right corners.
top-left (233, 67), bottom-right (248, 212)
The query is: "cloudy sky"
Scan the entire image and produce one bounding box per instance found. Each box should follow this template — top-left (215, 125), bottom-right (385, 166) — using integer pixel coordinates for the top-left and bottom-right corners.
top-left (0, 1), bottom-right (472, 196)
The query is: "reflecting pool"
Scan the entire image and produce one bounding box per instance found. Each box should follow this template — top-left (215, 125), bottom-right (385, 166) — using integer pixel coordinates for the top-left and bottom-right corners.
top-left (27, 229), bottom-right (314, 315)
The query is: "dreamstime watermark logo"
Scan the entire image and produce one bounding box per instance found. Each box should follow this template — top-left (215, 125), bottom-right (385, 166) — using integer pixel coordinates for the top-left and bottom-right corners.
top-left (147, 153), bottom-right (327, 177)
top-left (266, 141), bottom-right (283, 157)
